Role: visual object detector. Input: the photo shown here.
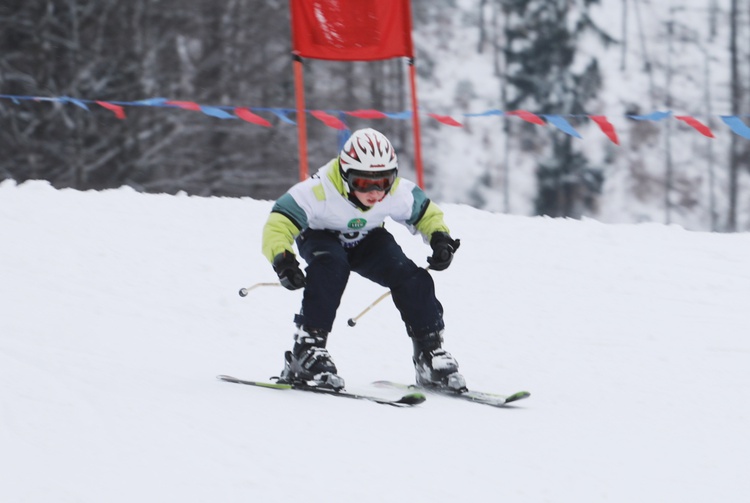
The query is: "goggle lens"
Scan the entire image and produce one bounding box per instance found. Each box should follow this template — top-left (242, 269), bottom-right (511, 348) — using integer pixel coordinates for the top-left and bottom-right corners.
top-left (349, 173), bottom-right (395, 192)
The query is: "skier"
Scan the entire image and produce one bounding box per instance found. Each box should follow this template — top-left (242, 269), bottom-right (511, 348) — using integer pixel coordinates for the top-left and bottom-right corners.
top-left (262, 128), bottom-right (464, 392)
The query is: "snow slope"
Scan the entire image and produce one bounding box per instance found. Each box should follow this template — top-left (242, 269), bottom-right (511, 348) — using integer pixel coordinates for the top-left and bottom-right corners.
top-left (2, 180), bottom-right (750, 502)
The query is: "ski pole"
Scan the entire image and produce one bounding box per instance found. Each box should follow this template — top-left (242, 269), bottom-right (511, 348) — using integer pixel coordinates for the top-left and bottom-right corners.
top-left (347, 266), bottom-right (431, 327)
top-left (238, 282), bottom-right (280, 297)
top-left (347, 290), bottom-right (392, 327)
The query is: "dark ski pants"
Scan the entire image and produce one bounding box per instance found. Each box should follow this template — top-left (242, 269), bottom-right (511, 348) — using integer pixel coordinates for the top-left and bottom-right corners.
top-left (295, 227), bottom-right (444, 337)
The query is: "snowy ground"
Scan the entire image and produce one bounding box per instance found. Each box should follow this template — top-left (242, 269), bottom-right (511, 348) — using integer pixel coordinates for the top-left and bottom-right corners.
top-left (2, 180), bottom-right (750, 502)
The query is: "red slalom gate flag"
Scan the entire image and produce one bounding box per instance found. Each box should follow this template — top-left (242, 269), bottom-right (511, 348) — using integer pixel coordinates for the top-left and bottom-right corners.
top-left (290, 0), bottom-right (414, 61)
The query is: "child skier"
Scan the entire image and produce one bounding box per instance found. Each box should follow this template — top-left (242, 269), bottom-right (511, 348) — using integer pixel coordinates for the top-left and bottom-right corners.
top-left (262, 128), bottom-right (464, 392)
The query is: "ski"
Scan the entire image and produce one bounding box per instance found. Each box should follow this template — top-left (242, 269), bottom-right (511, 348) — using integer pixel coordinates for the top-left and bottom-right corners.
top-left (372, 380), bottom-right (530, 408)
top-left (217, 375), bottom-right (426, 407)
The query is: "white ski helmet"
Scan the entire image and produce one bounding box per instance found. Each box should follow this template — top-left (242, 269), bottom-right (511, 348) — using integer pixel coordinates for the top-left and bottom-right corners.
top-left (339, 128), bottom-right (398, 192)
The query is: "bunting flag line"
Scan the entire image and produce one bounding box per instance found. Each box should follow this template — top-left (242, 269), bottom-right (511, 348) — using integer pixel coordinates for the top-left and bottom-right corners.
top-left (1, 93), bottom-right (749, 144)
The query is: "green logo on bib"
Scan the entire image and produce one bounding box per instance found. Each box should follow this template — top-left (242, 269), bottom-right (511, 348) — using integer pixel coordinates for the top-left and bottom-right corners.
top-left (347, 218), bottom-right (367, 229)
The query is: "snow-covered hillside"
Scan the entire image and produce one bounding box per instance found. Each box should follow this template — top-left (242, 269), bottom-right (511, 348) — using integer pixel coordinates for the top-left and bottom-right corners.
top-left (2, 180), bottom-right (750, 502)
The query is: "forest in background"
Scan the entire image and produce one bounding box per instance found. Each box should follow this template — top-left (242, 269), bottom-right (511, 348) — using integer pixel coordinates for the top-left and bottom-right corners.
top-left (0, 0), bottom-right (424, 200)
top-left (2, 0), bottom-right (750, 231)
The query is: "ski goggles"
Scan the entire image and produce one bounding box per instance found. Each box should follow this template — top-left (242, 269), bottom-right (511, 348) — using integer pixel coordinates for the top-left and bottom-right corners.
top-left (347, 170), bottom-right (397, 193)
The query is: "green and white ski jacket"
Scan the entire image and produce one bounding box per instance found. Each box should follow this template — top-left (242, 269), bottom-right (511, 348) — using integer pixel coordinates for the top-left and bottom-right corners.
top-left (262, 158), bottom-right (450, 262)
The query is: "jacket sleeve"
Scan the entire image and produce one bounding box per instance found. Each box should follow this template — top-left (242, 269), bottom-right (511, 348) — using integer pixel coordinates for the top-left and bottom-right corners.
top-left (405, 185), bottom-right (450, 239)
top-left (414, 200), bottom-right (450, 238)
top-left (261, 192), bottom-right (308, 263)
top-left (261, 212), bottom-right (301, 263)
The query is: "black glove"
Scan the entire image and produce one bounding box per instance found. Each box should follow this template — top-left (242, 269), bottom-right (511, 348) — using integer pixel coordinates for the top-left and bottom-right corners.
top-left (427, 232), bottom-right (460, 271)
top-left (272, 251), bottom-right (306, 290)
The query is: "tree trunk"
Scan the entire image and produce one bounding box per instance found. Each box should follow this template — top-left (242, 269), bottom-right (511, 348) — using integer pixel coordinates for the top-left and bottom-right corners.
top-left (728, 0), bottom-right (740, 232)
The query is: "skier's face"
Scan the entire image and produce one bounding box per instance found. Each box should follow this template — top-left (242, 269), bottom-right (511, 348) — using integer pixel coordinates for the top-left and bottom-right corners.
top-left (352, 189), bottom-right (386, 207)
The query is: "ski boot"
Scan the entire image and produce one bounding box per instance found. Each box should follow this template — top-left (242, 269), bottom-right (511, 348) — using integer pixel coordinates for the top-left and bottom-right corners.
top-left (278, 327), bottom-right (345, 391)
top-left (410, 329), bottom-right (467, 392)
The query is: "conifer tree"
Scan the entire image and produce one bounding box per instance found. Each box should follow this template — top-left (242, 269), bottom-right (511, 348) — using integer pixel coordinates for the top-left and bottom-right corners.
top-left (503, 0), bottom-right (612, 217)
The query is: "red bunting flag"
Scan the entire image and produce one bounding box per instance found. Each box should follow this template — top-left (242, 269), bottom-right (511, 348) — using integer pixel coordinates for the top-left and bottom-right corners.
top-left (96, 101), bottom-right (126, 120)
top-left (506, 110), bottom-right (545, 126)
top-left (234, 107), bottom-right (272, 127)
top-left (589, 115), bottom-right (620, 145)
top-left (675, 115), bottom-right (715, 138)
top-left (289, 0), bottom-right (414, 61)
top-left (165, 100), bottom-right (202, 111)
top-left (346, 109), bottom-right (389, 119)
top-left (427, 113), bottom-right (462, 127)
top-left (310, 110), bottom-right (348, 130)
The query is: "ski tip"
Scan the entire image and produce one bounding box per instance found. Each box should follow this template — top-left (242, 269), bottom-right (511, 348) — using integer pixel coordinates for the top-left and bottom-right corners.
top-left (504, 391), bottom-right (531, 404)
top-left (398, 392), bottom-right (427, 405)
